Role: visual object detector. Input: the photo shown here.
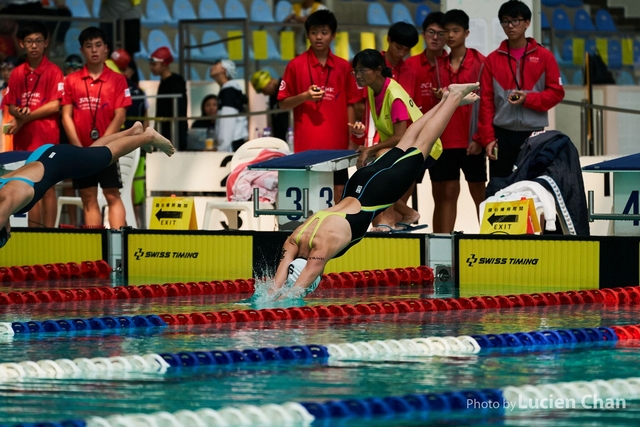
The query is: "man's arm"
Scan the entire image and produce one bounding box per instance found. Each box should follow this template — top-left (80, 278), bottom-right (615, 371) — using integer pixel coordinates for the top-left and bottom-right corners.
top-left (8, 100), bottom-right (60, 133)
top-left (103, 108), bottom-right (127, 136)
top-left (61, 104), bottom-right (82, 147)
top-left (279, 86), bottom-right (324, 110)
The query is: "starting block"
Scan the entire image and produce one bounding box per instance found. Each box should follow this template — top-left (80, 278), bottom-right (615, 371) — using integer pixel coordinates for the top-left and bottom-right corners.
top-left (250, 150), bottom-right (358, 229)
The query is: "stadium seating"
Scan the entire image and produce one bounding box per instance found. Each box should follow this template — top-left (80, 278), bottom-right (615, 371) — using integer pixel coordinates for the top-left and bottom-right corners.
top-left (225, 0), bottom-right (248, 19)
top-left (541, 11), bottom-right (550, 30)
top-left (275, 1), bottom-right (293, 22)
top-left (573, 9), bottom-right (595, 31)
top-left (367, 3), bottom-right (391, 26)
top-left (147, 29), bottom-right (176, 57)
top-left (200, 30), bottom-right (229, 61)
top-left (595, 9), bottom-right (617, 31)
top-left (551, 8), bottom-right (573, 31)
top-left (67, 0), bottom-right (91, 19)
top-left (199, 0), bottom-right (223, 19)
top-left (415, 4), bottom-right (432, 28)
top-left (64, 27), bottom-right (81, 57)
top-left (141, 0), bottom-right (173, 27)
top-left (391, 3), bottom-right (414, 25)
top-left (250, 0), bottom-right (275, 22)
top-left (607, 39), bottom-right (622, 69)
top-left (172, 0), bottom-right (198, 21)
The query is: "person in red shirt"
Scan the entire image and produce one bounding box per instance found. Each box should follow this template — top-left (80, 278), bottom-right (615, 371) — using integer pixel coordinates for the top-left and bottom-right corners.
top-left (478, 0), bottom-right (564, 179)
top-left (430, 9), bottom-right (486, 233)
top-left (3, 21), bottom-right (63, 228)
top-left (383, 22), bottom-right (420, 101)
top-left (278, 10), bottom-right (361, 202)
top-left (61, 26), bottom-right (132, 229)
top-left (405, 12), bottom-right (447, 113)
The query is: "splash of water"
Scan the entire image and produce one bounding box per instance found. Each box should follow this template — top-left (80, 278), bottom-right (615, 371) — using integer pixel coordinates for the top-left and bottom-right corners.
top-left (237, 277), bottom-right (307, 309)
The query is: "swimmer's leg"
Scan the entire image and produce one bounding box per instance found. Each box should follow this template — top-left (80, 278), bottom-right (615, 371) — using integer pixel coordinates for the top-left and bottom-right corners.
top-left (100, 126), bottom-right (175, 164)
top-left (88, 122), bottom-right (143, 148)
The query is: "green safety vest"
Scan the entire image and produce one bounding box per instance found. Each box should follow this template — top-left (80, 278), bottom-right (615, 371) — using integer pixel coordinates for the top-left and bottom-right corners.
top-left (367, 79), bottom-right (442, 161)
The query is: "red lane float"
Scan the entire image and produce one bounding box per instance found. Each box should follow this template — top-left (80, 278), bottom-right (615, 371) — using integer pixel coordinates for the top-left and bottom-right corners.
top-left (0, 260), bottom-right (111, 283)
top-left (0, 266), bottom-right (434, 306)
top-left (148, 286), bottom-right (640, 326)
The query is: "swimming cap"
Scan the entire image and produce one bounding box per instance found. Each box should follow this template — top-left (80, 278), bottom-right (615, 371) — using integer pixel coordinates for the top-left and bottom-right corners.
top-left (0, 227), bottom-right (10, 249)
top-left (287, 258), bottom-right (321, 297)
top-left (111, 48), bottom-right (131, 71)
top-left (149, 46), bottom-right (174, 65)
top-left (251, 70), bottom-right (271, 93)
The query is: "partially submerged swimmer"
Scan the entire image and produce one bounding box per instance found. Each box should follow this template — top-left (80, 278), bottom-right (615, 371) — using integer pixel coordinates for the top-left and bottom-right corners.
top-left (270, 83), bottom-right (480, 300)
top-left (0, 122), bottom-right (174, 248)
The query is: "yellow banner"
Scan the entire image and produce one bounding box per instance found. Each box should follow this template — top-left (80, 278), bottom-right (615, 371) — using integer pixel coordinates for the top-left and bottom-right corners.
top-left (480, 199), bottom-right (540, 235)
top-left (127, 234), bottom-right (253, 283)
top-left (360, 32), bottom-right (376, 51)
top-left (149, 197), bottom-right (197, 230)
top-left (458, 238), bottom-right (599, 297)
top-left (280, 31), bottom-right (295, 61)
top-left (335, 31), bottom-right (350, 60)
top-left (228, 30), bottom-right (243, 61)
top-left (253, 30), bottom-right (268, 60)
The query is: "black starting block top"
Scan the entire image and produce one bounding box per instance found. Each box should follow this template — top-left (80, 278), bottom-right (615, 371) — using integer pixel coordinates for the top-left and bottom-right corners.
top-left (583, 153), bottom-right (640, 173)
top-left (249, 150), bottom-right (357, 172)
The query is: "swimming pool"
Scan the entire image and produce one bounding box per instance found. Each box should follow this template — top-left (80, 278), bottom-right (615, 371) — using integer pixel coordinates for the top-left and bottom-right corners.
top-left (1, 270), bottom-right (640, 426)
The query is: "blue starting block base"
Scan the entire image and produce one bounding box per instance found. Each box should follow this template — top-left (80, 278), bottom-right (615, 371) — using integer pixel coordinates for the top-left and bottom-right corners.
top-left (250, 150), bottom-right (358, 229)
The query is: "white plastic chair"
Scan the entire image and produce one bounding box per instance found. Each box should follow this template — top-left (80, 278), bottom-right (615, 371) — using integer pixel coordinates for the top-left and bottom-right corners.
top-left (202, 138), bottom-right (289, 230)
top-left (55, 148), bottom-right (141, 228)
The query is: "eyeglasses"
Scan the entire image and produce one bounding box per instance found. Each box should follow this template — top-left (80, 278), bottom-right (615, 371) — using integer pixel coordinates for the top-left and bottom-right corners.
top-left (351, 68), bottom-right (371, 76)
top-left (425, 29), bottom-right (445, 38)
top-left (23, 38), bottom-right (45, 46)
top-left (64, 61), bottom-right (82, 69)
top-left (500, 19), bottom-right (524, 27)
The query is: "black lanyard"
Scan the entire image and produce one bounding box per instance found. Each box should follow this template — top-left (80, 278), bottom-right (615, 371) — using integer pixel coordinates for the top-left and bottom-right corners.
top-left (83, 77), bottom-right (104, 139)
top-left (307, 54), bottom-right (331, 91)
top-left (507, 40), bottom-right (528, 90)
top-left (23, 72), bottom-right (41, 110)
top-left (447, 48), bottom-right (468, 84)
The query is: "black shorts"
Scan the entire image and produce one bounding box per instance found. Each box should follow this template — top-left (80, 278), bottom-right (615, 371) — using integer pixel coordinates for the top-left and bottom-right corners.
top-left (429, 148), bottom-right (487, 183)
top-left (73, 161), bottom-right (123, 190)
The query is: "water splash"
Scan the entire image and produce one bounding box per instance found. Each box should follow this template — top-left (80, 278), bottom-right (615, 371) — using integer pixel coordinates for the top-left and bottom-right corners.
top-left (237, 277), bottom-right (306, 309)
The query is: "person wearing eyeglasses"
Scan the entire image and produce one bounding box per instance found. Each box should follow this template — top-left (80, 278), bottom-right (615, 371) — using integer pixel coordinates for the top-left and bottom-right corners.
top-left (405, 12), bottom-right (447, 114)
top-left (2, 21), bottom-right (64, 228)
top-left (478, 0), bottom-right (564, 180)
top-left (349, 49), bottom-right (440, 233)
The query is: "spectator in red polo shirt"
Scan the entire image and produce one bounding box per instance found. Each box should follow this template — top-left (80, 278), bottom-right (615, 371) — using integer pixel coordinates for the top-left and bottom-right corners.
top-left (3, 21), bottom-right (63, 228)
top-left (278, 10), bottom-right (361, 202)
top-left (383, 22), bottom-right (420, 100)
top-left (430, 9), bottom-right (486, 233)
top-left (405, 12), bottom-right (447, 113)
top-left (61, 26), bottom-right (132, 229)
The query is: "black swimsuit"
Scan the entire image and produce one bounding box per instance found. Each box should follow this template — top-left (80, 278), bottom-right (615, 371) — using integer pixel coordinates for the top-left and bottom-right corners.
top-left (14, 144), bottom-right (112, 214)
top-left (335, 147), bottom-right (425, 257)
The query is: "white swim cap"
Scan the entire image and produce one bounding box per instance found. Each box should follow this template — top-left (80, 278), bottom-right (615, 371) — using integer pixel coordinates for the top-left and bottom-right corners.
top-left (287, 258), bottom-right (321, 297)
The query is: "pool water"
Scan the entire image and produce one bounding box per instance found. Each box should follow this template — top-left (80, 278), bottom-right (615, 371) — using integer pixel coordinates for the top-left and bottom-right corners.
top-left (1, 278), bottom-right (640, 425)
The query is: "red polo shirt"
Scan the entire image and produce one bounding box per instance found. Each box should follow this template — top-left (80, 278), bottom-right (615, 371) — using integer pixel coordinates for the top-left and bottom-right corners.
top-left (382, 51), bottom-right (419, 101)
top-left (438, 48), bottom-right (486, 149)
top-left (62, 65), bottom-right (131, 147)
top-left (3, 56), bottom-right (63, 150)
top-left (278, 49), bottom-right (361, 152)
top-left (405, 50), bottom-right (448, 113)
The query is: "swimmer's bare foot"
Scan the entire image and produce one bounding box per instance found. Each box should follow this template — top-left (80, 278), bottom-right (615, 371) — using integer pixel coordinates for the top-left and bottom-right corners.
top-left (131, 121), bottom-right (144, 135)
top-left (448, 82), bottom-right (480, 99)
top-left (460, 92), bottom-right (480, 105)
top-left (144, 127), bottom-right (175, 156)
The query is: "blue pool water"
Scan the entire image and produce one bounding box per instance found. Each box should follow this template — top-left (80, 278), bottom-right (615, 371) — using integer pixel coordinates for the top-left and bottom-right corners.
top-left (1, 278), bottom-right (640, 425)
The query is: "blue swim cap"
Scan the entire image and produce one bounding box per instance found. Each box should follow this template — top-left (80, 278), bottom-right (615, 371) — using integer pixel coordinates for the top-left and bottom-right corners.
top-left (0, 227), bottom-right (9, 249)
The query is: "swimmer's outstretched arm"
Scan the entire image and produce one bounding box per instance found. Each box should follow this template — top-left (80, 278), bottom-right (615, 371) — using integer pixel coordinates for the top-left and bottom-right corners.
top-left (273, 238), bottom-right (299, 291)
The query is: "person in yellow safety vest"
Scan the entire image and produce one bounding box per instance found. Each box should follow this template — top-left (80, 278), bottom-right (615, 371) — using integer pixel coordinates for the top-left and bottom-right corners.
top-left (350, 49), bottom-right (443, 233)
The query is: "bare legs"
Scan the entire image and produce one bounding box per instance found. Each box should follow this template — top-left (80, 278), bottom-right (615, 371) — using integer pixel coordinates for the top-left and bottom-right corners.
top-left (397, 83), bottom-right (480, 157)
top-left (88, 122), bottom-right (175, 162)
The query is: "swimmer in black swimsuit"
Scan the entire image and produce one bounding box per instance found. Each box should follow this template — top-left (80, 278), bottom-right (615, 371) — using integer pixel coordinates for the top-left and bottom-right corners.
top-left (0, 122), bottom-right (174, 248)
top-left (271, 83), bottom-right (480, 300)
